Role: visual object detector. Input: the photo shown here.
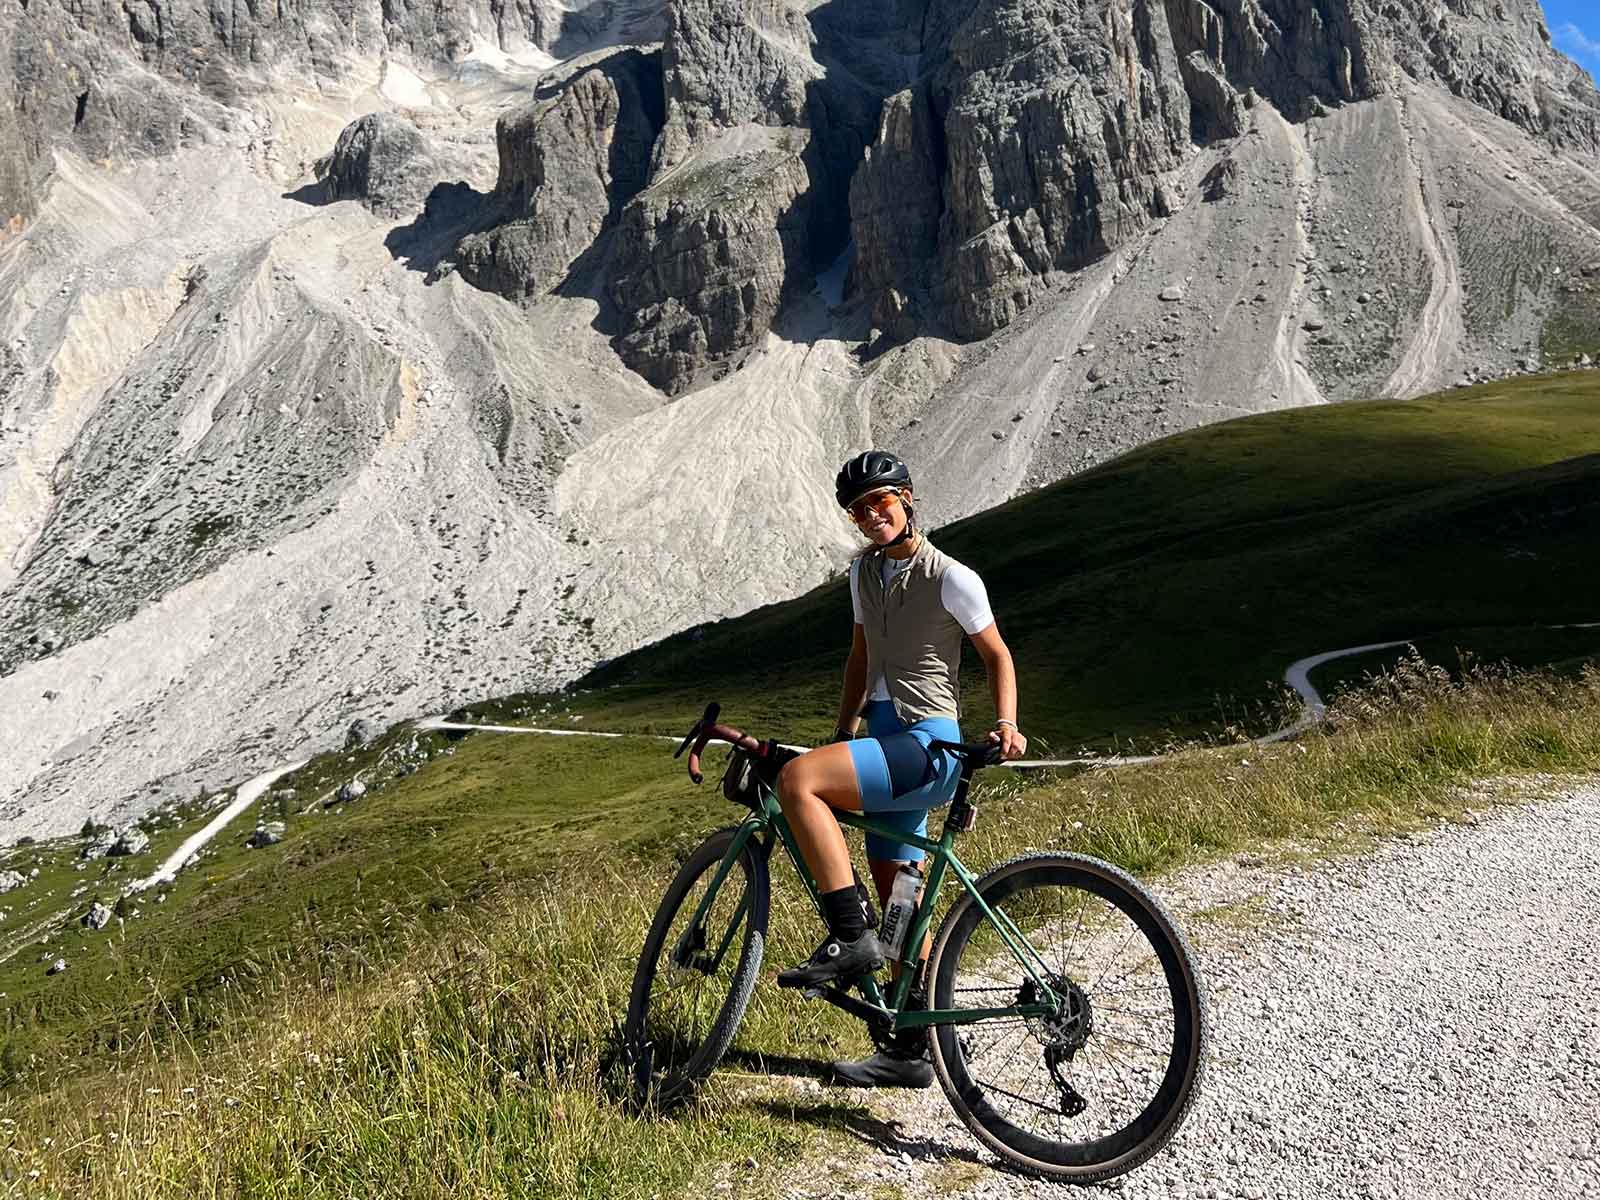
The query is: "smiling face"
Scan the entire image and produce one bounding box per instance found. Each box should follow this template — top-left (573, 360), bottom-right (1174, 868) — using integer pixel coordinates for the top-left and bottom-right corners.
top-left (848, 486), bottom-right (912, 545)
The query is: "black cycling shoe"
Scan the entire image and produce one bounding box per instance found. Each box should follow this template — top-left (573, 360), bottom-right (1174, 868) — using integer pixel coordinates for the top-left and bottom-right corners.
top-left (776, 931), bottom-right (885, 990)
top-left (829, 1048), bottom-right (934, 1089)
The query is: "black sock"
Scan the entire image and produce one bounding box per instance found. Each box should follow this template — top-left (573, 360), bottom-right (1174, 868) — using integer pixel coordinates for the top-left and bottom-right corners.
top-left (821, 885), bottom-right (868, 942)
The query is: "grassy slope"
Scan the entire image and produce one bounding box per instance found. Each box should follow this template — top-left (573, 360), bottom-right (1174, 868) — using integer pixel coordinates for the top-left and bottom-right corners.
top-left (483, 373), bottom-right (1600, 749)
top-left (4, 372), bottom-right (1600, 1120)
top-left (0, 729), bottom-right (706, 1076)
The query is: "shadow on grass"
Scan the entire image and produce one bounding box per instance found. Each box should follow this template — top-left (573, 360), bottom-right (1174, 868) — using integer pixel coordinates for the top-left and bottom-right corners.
top-left (721, 1047), bottom-right (834, 1080)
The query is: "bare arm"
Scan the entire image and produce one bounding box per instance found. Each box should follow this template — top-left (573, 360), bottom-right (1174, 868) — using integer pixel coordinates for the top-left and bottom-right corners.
top-left (836, 623), bottom-right (869, 734)
top-left (969, 622), bottom-right (1027, 759)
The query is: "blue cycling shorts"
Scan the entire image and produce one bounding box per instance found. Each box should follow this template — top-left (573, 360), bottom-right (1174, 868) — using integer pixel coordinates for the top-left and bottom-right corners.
top-left (844, 700), bottom-right (961, 862)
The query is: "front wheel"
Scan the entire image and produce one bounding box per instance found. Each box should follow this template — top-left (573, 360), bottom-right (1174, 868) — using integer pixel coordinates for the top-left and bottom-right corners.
top-left (927, 853), bottom-right (1206, 1182)
top-left (624, 825), bottom-right (769, 1108)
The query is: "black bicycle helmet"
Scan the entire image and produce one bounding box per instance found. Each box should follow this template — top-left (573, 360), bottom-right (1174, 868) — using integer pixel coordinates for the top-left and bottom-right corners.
top-left (835, 450), bottom-right (912, 509)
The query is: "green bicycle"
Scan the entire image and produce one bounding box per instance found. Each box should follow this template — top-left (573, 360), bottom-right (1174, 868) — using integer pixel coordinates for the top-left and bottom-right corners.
top-left (624, 704), bottom-right (1207, 1183)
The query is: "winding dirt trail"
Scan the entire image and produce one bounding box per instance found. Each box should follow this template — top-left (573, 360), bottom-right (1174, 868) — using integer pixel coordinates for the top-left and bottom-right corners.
top-left (129, 757), bottom-right (307, 892)
top-left (1262, 114), bottom-right (1328, 410)
top-left (1384, 90), bottom-right (1464, 400)
top-left (105, 629), bottom-right (1563, 880)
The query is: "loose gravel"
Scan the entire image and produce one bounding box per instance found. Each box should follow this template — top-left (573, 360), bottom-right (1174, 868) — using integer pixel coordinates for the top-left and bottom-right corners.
top-left (770, 779), bottom-right (1600, 1199)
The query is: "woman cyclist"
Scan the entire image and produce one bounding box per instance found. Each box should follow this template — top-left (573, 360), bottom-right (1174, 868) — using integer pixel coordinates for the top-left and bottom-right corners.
top-left (775, 450), bottom-right (1027, 1087)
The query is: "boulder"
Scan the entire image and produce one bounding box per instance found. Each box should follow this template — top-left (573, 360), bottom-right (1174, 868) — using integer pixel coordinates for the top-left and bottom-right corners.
top-left (82, 901), bottom-right (113, 930)
top-left (338, 779), bottom-right (368, 803)
top-left (345, 718), bottom-right (383, 750)
top-left (108, 829), bottom-right (150, 857)
top-left (247, 821), bottom-right (287, 848)
top-left (1201, 157), bottom-right (1241, 203)
top-left (0, 869), bottom-right (25, 894)
top-left (47, 957), bottom-right (67, 976)
top-left (80, 829), bottom-right (119, 860)
top-left (316, 113), bottom-right (439, 220)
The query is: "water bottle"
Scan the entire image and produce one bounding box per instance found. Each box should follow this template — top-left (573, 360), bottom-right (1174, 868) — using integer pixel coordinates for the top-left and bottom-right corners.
top-left (878, 863), bottom-right (923, 958)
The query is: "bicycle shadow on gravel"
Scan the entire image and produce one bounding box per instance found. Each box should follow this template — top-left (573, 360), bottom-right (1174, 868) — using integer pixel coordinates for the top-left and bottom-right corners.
top-left (746, 1098), bottom-right (995, 1173)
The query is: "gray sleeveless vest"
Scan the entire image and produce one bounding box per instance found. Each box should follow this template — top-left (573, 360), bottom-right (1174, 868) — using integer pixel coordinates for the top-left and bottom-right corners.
top-left (856, 537), bottom-right (963, 726)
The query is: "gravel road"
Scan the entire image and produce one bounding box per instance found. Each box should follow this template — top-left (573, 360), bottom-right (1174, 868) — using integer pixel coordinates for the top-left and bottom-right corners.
top-left (776, 779), bottom-right (1600, 1200)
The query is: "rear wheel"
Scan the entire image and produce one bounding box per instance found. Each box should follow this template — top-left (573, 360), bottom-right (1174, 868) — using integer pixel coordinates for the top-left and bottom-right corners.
top-left (927, 853), bottom-right (1205, 1182)
top-left (624, 826), bottom-right (769, 1107)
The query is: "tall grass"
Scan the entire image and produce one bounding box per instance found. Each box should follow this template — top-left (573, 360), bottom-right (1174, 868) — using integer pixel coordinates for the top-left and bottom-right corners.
top-left (6, 658), bottom-right (1600, 1198)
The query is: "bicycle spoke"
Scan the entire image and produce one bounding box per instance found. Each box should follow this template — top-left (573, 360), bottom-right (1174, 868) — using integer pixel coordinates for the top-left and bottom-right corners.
top-left (1093, 1002), bottom-right (1171, 1022)
top-left (936, 860), bottom-right (1205, 1169)
top-left (1088, 921), bottom-right (1144, 994)
top-left (1092, 1028), bottom-right (1166, 1057)
top-left (1100, 949), bottom-right (1161, 995)
top-left (1063, 886), bottom-right (1091, 977)
top-left (973, 1076), bottom-right (1071, 1118)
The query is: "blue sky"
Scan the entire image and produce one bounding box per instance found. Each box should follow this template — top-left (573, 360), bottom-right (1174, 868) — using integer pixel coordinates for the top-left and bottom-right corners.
top-left (1545, 1), bottom-right (1600, 79)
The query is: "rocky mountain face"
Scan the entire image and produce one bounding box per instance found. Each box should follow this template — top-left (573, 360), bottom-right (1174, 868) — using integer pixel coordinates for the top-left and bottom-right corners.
top-left (2, 0), bottom-right (1599, 838)
top-left (442, 0), bottom-right (1600, 389)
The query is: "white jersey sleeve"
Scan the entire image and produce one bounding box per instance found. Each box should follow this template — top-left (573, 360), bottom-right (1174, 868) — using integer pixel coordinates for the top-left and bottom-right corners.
top-left (942, 561), bottom-right (994, 635)
top-left (848, 557), bottom-right (864, 624)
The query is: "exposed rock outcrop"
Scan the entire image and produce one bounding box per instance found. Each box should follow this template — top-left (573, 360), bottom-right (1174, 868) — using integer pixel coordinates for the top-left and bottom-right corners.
top-left (587, 0), bottom-right (896, 390)
top-left (651, 0), bottom-right (820, 172)
top-left (456, 50), bottom-right (664, 298)
top-left (0, 1), bottom-right (32, 234)
top-left (608, 127), bottom-right (815, 392)
top-left (317, 114), bottom-right (439, 220)
top-left (1378, 0), bottom-right (1600, 156)
top-left (840, 0), bottom-right (1600, 345)
top-left (108, 829), bottom-right (149, 856)
top-left (848, 88), bottom-right (944, 341)
top-left (927, 0), bottom-right (1191, 338)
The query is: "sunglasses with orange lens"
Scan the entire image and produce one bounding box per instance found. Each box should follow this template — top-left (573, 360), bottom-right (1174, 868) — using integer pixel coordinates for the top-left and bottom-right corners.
top-left (848, 488), bottom-right (904, 524)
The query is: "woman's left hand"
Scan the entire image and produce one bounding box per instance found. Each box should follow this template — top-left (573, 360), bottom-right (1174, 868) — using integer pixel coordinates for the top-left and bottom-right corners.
top-left (989, 725), bottom-right (1027, 760)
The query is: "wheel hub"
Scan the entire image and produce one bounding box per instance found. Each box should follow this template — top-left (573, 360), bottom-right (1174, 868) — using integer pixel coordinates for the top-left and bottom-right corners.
top-left (1020, 973), bottom-right (1093, 1055)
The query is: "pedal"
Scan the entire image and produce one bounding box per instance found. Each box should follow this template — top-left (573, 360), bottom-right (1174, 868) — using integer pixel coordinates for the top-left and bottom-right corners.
top-left (802, 987), bottom-right (823, 1000)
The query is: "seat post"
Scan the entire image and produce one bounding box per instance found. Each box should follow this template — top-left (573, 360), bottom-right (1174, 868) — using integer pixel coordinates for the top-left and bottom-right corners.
top-left (944, 759), bottom-right (979, 834)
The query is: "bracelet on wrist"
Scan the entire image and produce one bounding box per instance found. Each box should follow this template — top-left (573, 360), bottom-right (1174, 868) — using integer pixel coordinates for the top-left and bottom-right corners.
top-left (995, 718), bottom-right (1018, 730)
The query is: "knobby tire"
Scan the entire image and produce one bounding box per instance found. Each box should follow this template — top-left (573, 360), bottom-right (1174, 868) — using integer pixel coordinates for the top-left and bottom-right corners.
top-left (926, 852), bottom-right (1207, 1182)
top-left (624, 825), bottom-right (769, 1108)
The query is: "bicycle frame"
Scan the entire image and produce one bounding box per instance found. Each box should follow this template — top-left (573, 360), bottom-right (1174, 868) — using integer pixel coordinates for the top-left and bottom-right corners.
top-left (677, 767), bottom-right (1064, 1033)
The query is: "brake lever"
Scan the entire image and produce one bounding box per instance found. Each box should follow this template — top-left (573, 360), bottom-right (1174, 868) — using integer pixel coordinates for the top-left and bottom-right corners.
top-left (674, 702), bottom-right (720, 761)
top-left (677, 702), bottom-right (720, 785)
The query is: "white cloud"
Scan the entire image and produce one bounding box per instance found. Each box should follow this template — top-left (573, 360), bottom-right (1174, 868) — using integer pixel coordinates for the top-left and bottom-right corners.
top-left (1554, 21), bottom-right (1600, 73)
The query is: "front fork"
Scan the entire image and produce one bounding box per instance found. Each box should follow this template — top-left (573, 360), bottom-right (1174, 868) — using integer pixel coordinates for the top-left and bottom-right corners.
top-left (672, 816), bottom-right (766, 974)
